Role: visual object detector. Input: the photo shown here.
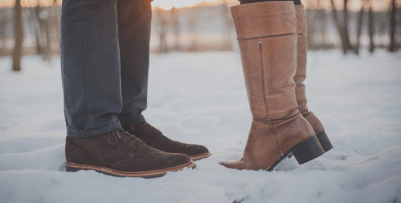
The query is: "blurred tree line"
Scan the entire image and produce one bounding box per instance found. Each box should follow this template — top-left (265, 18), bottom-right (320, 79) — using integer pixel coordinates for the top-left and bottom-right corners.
top-left (0, 0), bottom-right (60, 71)
top-left (0, 0), bottom-right (400, 71)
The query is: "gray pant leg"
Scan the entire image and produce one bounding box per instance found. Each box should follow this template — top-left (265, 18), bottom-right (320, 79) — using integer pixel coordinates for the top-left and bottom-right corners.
top-left (116, 0), bottom-right (152, 124)
top-left (61, 0), bottom-right (122, 137)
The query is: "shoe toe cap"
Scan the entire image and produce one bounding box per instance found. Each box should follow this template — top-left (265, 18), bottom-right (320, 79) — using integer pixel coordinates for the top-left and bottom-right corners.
top-left (169, 153), bottom-right (192, 166)
top-left (190, 144), bottom-right (209, 156)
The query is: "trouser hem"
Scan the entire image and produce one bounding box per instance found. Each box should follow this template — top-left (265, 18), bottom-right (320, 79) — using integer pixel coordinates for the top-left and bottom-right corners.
top-left (67, 121), bottom-right (122, 138)
top-left (118, 114), bottom-right (146, 125)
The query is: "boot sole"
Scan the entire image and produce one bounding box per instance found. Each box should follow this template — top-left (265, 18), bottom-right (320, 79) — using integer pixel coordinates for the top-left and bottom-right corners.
top-left (190, 152), bottom-right (212, 161)
top-left (316, 130), bottom-right (333, 152)
top-left (65, 161), bottom-right (196, 178)
top-left (267, 135), bottom-right (325, 171)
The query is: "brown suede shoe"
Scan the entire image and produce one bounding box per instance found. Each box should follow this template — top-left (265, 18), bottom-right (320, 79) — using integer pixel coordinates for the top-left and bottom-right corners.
top-left (65, 129), bottom-right (195, 178)
top-left (122, 122), bottom-right (211, 161)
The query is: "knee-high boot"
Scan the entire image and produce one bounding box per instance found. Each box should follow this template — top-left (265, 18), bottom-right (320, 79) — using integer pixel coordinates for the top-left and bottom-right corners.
top-left (220, 2), bottom-right (324, 171)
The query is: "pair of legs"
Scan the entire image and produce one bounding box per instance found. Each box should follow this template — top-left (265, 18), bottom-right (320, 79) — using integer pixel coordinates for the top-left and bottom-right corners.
top-left (61, 0), bottom-right (150, 137)
top-left (61, 0), bottom-right (210, 177)
top-left (61, 0), bottom-right (331, 177)
top-left (60, 0), bottom-right (302, 137)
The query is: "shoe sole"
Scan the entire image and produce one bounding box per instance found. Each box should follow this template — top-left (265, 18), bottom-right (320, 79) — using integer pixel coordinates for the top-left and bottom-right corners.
top-left (267, 134), bottom-right (325, 171)
top-left (65, 161), bottom-right (196, 178)
top-left (316, 130), bottom-right (333, 152)
top-left (189, 152), bottom-right (212, 161)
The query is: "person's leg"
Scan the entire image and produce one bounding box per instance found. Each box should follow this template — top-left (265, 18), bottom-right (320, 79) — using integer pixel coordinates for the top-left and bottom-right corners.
top-left (61, 0), bottom-right (122, 138)
top-left (61, 0), bottom-right (196, 177)
top-left (116, 0), bottom-right (151, 125)
top-left (237, 0), bottom-right (332, 152)
top-left (220, 1), bottom-right (324, 171)
top-left (116, 0), bottom-right (211, 161)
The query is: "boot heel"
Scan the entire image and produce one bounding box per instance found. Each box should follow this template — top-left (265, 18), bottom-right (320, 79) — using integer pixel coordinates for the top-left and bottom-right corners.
top-left (292, 135), bottom-right (325, 165)
top-left (316, 130), bottom-right (333, 152)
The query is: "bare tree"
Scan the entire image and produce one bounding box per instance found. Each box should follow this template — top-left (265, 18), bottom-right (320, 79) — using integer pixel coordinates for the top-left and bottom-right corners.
top-left (306, 0), bottom-right (332, 50)
top-left (355, 0), bottom-right (367, 54)
top-left (342, 0), bottom-right (352, 52)
top-left (188, 8), bottom-right (199, 52)
top-left (306, 6), bottom-right (318, 49)
top-left (35, 6), bottom-right (53, 61)
top-left (389, 0), bottom-right (396, 52)
top-left (170, 7), bottom-right (180, 51)
top-left (317, 5), bottom-right (329, 48)
top-left (12, 0), bottom-right (24, 71)
top-left (368, 1), bottom-right (375, 53)
top-left (330, 0), bottom-right (352, 54)
top-left (156, 7), bottom-right (169, 53)
top-left (51, 0), bottom-right (61, 47)
top-left (221, 0), bottom-right (233, 50)
top-left (0, 8), bottom-right (8, 56)
top-left (31, 7), bottom-right (43, 55)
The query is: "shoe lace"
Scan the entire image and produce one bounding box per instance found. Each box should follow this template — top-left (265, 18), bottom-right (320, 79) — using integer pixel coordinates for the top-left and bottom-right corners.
top-left (107, 129), bottom-right (146, 146)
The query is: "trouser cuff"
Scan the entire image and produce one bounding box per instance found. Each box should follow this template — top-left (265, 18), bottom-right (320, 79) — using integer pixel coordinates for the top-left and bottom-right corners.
top-left (118, 114), bottom-right (146, 125)
top-left (67, 121), bottom-right (122, 138)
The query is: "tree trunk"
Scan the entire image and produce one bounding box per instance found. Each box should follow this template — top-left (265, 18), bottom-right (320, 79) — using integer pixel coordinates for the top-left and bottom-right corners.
top-left (156, 8), bottom-right (169, 53)
top-left (355, 1), bottom-right (365, 55)
top-left (34, 6), bottom-right (45, 56)
top-left (0, 9), bottom-right (7, 56)
top-left (368, 2), bottom-right (375, 53)
top-left (331, 0), bottom-right (348, 54)
top-left (188, 8), bottom-right (198, 52)
top-left (343, 0), bottom-right (352, 53)
top-left (43, 7), bottom-right (52, 61)
top-left (389, 0), bottom-right (396, 52)
top-left (12, 0), bottom-right (24, 71)
top-left (318, 9), bottom-right (328, 47)
top-left (222, 1), bottom-right (233, 51)
top-left (170, 7), bottom-right (180, 51)
top-left (51, 2), bottom-right (61, 54)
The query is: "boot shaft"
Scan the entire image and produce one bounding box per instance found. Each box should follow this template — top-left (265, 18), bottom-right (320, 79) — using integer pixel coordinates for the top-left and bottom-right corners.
top-left (231, 2), bottom-right (299, 119)
top-left (294, 5), bottom-right (308, 112)
top-left (231, 2), bottom-right (297, 39)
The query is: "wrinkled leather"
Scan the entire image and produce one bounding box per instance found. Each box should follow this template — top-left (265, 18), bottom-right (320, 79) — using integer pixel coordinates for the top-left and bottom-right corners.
top-left (294, 5), bottom-right (308, 111)
top-left (65, 129), bottom-right (191, 172)
top-left (122, 122), bottom-right (210, 157)
top-left (294, 5), bottom-right (325, 135)
top-left (231, 2), bottom-right (297, 39)
top-left (220, 2), bottom-right (315, 171)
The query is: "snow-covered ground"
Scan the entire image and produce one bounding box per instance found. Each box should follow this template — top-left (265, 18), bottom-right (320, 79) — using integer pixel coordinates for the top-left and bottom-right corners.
top-left (0, 50), bottom-right (400, 203)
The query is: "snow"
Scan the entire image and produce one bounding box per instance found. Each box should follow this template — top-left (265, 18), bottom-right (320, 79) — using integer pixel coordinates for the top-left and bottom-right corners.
top-left (0, 50), bottom-right (401, 203)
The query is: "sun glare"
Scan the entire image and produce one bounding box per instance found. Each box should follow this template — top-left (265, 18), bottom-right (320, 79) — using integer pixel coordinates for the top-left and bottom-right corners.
top-left (152, 0), bottom-right (223, 10)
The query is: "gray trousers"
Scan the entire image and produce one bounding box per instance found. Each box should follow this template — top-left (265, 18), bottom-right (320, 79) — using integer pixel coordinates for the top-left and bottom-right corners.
top-left (61, 0), bottom-right (152, 138)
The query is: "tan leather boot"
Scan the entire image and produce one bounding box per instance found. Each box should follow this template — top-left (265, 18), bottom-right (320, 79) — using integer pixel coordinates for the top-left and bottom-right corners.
top-left (220, 2), bottom-right (324, 171)
top-left (295, 5), bottom-right (333, 152)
